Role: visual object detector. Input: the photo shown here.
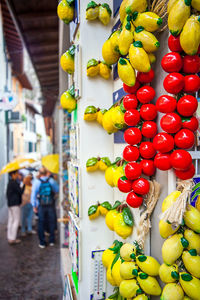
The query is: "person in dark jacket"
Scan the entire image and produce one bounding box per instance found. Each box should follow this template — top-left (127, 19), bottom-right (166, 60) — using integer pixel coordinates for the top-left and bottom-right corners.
top-left (7, 170), bottom-right (25, 244)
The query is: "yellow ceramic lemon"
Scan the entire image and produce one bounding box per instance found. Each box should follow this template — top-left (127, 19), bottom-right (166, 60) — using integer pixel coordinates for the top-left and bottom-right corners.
top-left (125, 0), bottom-right (148, 15)
top-left (159, 263), bottom-right (179, 283)
top-left (120, 261), bottom-right (138, 279)
top-left (114, 213), bottom-right (133, 239)
top-left (136, 255), bottom-right (160, 276)
top-left (137, 272), bottom-right (162, 296)
top-left (132, 11), bottom-right (162, 32)
top-left (105, 165), bottom-right (117, 187)
top-left (102, 39), bottom-right (120, 65)
top-left (161, 283), bottom-right (184, 300)
top-left (105, 209), bottom-right (119, 231)
top-left (180, 15), bottom-right (200, 56)
top-left (99, 61), bottom-right (112, 79)
top-left (184, 229), bottom-right (200, 254)
top-left (129, 41), bottom-right (151, 73)
top-left (84, 106), bottom-right (98, 121)
top-left (182, 250), bottom-right (200, 278)
top-left (119, 279), bottom-right (139, 298)
top-left (159, 219), bottom-right (179, 239)
top-left (134, 26), bottom-right (160, 53)
top-left (102, 246), bottom-right (116, 268)
top-left (96, 109), bottom-right (107, 126)
top-left (99, 3), bottom-right (112, 26)
top-left (112, 258), bottom-right (123, 286)
top-left (85, 1), bottom-right (99, 20)
top-left (107, 265), bottom-right (117, 286)
top-left (184, 204), bottom-right (200, 233)
top-left (118, 58), bottom-right (136, 86)
top-left (120, 243), bottom-right (136, 261)
top-left (162, 234), bottom-right (184, 265)
top-left (57, 0), bottom-right (74, 24)
top-left (179, 272), bottom-right (200, 300)
top-left (162, 191), bottom-right (181, 212)
top-left (168, 0), bottom-right (190, 36)
top-left (87, 59), bottom-right (100, 77)
top-left (86, 157), bottom-right (99, 172)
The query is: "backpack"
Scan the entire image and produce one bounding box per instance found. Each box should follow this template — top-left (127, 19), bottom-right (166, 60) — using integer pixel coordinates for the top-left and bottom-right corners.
top-left (39, 178), bottom-right (54, 206)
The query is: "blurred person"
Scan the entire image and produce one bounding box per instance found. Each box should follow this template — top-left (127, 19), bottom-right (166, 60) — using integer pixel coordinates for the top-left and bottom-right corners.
top-left (46, 170), bottom-right (58, 233)
top-left (21, 174), bottom-right (36, 236)
top-left (31, 167), bottom-right (59, 248)
top-left (7, 170), bottom-right (25, 244)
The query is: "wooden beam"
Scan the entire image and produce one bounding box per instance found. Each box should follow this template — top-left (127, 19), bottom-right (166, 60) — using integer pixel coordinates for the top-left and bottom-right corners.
top-left (32, 51), bottom-right (58, 58)
top-left (38, 69), bottom-right (58, 75)
top-left (18, 11), bottom-right (57, 20)
top-left (25, 28), bottom-right (58, 36)
top-left (28, 41), bottom-right (57, 48)
top-left (35, 63), bottom-right (58, 71)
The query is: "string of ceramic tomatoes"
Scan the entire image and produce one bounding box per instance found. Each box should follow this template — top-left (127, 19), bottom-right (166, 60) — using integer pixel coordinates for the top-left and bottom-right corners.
top-left (157, 34), bottom-right (200, 179)
top-left (117, 34), bottom-right (200, 209)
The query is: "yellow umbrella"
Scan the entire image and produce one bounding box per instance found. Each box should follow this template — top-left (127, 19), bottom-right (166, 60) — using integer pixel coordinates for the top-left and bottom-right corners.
top-left (0, 158), bottom-right (35, 175)
top-left (42, 154), bottom-right (59, 174)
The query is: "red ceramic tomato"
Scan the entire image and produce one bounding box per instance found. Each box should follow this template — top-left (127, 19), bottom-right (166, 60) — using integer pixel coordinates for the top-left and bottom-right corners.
top-left (177, 95), bottom-right (198, 117)
top-left (184, 75), bottom-right (200, 93)
top-left (125, 162), bottom-right (142, 180)
top-left (139, 142), bottom-right (156, 159)
top-left (182, 116), bottom-right (199, 132)
top-left (123, 94), bottom-right (138, 110)
top-left (137, 69), bottom-right (155, 83)
top-left (154, 153), bottom-right (172, 171)
top-left (140, 159), bottom-right (156, 176)
top-left (136, 86), bottom-right (156, 104)
top-left (124, 127), bottom-right (142, 145)
top-left (168, 35), bottom-right (183, 52)
top-left (124, 109), bottom-right (140, 126)
top-left (123, 80), bottom-right (140, 93)
top-left (153, 132), bottom-right (174, 153)
top-left (123, 145), bottom-right (140, 162)
top-left (118, 176), bottom-right (133, 193)
top-left (161, 52), bottom-right (183, 73)
top-left (175, 164), bottom-right (195, 180)
top-left (170, 149), bottom-right (192, 171)
top-left (140, 104), bottom-right (157, 121)
top-left (141, 121), bottom-right (157, 138)
top-left (174, 129), bottom-right (195, 149)
top-left (183, 55), bottom-right (200, 74)
top-left (156, 95), bottom-right (177, 113)
top-left (160, 113), bottom-right (182, 133)
top-left (126, 191), bottom-right (143, 208)
top-left (163, 73), bottom-right (184, 94)
top-left (132, 178), bottom-right (150, 195)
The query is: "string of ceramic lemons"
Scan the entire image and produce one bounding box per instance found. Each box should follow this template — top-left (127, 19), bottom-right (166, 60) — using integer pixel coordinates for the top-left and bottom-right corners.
top-left (102, 240), bottom-right (161, 298)
top-left (86, 1), bottom-right (112, 25)
top-left (159, 188), bottom-right (200, 299)
top-left (102, 0), bottom-right (166, 86)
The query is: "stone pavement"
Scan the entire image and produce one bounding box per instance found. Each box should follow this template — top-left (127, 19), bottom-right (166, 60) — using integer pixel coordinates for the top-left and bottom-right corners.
top-left (0, 222), bottom-right (63, 300)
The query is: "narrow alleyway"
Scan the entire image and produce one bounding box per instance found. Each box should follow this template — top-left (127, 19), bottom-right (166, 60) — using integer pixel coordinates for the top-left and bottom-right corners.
top-left (0, 220), bottom-right (63, 300)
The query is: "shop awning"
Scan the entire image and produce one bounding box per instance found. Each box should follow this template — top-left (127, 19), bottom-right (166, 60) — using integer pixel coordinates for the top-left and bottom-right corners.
top-left (4, 0), bottom-right (59, 117)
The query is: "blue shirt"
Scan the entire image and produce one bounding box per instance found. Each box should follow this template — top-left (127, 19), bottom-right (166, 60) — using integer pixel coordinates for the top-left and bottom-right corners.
top-left (31, 176), bottom-right (59, 207)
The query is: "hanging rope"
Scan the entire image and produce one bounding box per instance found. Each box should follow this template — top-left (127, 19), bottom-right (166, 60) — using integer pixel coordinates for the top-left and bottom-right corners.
top-left (159, 179), bottom-right (194, 228)
top-left (137, 180), bottom-right (161, 248)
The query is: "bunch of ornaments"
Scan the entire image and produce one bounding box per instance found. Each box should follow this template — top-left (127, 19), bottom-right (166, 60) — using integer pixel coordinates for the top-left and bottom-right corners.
top-left (116, 52), bottom-right (199, 209)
